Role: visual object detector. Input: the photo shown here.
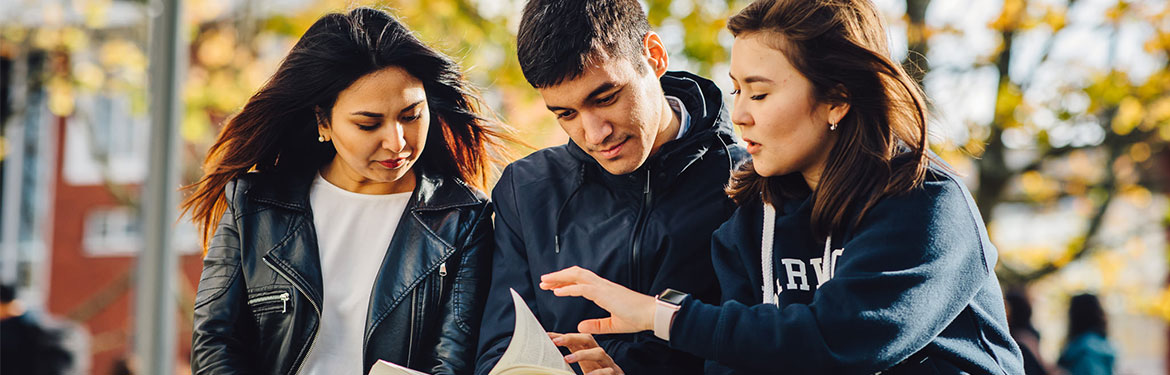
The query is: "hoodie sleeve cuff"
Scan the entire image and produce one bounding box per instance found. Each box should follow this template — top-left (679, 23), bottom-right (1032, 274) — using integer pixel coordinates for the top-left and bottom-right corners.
top-left (667, 296), bottom-right (725, 361)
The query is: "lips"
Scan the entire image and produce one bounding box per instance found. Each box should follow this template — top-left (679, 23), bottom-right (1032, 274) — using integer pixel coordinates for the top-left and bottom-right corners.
top-left (378, 158), bottom-right (408, 169)
top-left (744, 138), bottom-right (762, 155)
top-left (596, 138), bottom-right (629, 160)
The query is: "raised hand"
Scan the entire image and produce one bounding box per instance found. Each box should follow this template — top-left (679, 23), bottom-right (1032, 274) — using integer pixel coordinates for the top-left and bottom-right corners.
top-left (539, 266), bottom-right (656, 334)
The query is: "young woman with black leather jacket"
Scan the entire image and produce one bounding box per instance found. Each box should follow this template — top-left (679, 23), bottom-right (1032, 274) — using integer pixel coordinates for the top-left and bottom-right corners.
top-left (183, 8), bottom-right (509, 375)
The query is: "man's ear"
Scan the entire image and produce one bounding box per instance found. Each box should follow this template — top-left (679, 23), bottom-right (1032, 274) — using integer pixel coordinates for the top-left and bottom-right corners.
top-left (642, 31), bottom-right (669, 78)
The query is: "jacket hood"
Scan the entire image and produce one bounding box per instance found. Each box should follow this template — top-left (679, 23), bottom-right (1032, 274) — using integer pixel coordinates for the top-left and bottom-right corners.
top-left (551, 71), bottom-right (742, 253)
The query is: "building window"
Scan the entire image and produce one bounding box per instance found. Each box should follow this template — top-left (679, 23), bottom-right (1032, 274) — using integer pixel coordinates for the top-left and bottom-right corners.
top-left (82, 207), bottom-right (198, 256)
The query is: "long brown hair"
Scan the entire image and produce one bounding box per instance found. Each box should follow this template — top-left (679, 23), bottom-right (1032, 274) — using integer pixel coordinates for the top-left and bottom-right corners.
top-left (181, 7), bottom-right (512, 249)
top-left (725, 0), bottom-right (931, 239)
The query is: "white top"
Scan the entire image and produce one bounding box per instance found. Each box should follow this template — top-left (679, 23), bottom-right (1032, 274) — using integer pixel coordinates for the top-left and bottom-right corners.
top-left (298, 173), bottom-right (413, 375)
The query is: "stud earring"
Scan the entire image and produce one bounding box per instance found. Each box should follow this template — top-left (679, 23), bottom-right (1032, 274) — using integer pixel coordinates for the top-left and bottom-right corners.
top-left (318, 135), bottom-right (326, 142)
top-left (829, 122), bottom-right (839, 131)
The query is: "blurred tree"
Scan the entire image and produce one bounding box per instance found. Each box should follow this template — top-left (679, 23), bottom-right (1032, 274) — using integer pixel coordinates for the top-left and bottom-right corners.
top-left (901, 0), bottom-right (1169, 289)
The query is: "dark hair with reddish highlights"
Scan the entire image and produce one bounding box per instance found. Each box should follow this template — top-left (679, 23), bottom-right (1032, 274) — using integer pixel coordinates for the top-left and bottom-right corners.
top-left (725, 0), bottom-right (932, 239)
top-left (181, 7), bottom-right (512, 249)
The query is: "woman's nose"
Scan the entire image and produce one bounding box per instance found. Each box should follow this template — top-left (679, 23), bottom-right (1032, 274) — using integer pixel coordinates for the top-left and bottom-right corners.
top-left (382, 123), bottom-right (407, 152)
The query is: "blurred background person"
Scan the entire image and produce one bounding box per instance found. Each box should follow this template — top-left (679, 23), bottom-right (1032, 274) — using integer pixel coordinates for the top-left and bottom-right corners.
top-left (1, 283), bottom-right (73, 375)
top-left (1006, 289), bottom-right (1051, 375)
top-left (1059, 293), bottom-right (1117, 375)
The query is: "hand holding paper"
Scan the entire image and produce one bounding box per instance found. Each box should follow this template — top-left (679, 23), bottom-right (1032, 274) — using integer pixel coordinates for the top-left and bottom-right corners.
top-left (549, 333), bottom-right (624, 375)
top-left (370, 289), bottom-right (574, 375)
top-left (486, 289), bottom-right (575, 375)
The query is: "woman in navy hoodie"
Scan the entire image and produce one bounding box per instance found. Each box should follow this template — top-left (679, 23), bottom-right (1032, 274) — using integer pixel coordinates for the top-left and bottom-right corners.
top-left (537, 0), bottom-right (1025, 374)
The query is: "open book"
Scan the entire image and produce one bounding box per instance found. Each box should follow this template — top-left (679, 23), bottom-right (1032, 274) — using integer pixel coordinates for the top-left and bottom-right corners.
top-left (369, 289), bottom-right (575, 375)
top-left (368, 360), bottom-right (429, 375)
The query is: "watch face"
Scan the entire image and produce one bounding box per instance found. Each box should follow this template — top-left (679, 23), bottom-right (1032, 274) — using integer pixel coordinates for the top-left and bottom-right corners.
top-left (657, 289), bottom-right (688, 305)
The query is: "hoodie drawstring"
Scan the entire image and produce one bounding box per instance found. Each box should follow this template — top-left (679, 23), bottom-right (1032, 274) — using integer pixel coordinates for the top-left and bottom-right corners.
top-left (762, 202), bottom-right (833, 305)
top-left (553, 166), bottom-right (587, 254)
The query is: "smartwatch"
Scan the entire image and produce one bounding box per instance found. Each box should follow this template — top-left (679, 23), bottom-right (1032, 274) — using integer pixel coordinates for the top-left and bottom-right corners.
top-left (654, 288), bottom-right (688, 341)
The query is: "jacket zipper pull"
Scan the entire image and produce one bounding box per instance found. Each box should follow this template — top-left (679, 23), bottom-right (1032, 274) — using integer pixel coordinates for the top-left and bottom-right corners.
top-left (645, 168), bottom-right (651, 194)
top-left (439, 263), bottom-right (448, 277)
top-left (279, 292), bottom-right (290, 313)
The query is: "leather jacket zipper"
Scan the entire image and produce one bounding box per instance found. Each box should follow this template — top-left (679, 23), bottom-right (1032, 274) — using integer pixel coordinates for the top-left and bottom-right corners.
top-left (247, 291), bottom-right (291, 313)
top-left (630, 168), bottom-right (653, 292)
top-left (263, 257), bottom-right (321, 375)
top-left (438, 263), bottom-right (447, 303)
top-left (406, 288), bottom-right (418, 366)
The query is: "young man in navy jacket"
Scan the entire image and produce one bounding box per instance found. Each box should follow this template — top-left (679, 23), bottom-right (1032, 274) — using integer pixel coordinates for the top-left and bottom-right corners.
top-left (473, 1), bottom-right (747, 374)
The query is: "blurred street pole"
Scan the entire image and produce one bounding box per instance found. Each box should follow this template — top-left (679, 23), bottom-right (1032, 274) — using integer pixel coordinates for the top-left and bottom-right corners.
top-left (0, 55), bottom-right (27, 285)
top-left (135, 0), bottom-right (184, 372)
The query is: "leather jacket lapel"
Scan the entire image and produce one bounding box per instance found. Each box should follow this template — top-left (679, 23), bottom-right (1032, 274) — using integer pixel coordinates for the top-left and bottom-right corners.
top-left (248, 169), bottom-right (326, 312)
top-left (262, 212), bottom-right (325, 310)
top-left (363, 172), bottom-right (480, 347)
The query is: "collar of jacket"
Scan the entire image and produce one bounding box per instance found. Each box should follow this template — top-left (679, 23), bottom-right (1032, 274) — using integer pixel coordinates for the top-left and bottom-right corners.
top-left (564, 70), bottom-right (737, 189)
top-left (244, 166), bottom-right (482, 333)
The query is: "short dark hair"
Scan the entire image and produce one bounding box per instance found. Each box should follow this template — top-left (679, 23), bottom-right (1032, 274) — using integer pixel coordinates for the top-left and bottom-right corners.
top-left (517, 0), bottom-right (651, 88)
top-left (0, 284), bottom-right (15, 303)
top-left (1068, 293), bottom-right (1108, 339)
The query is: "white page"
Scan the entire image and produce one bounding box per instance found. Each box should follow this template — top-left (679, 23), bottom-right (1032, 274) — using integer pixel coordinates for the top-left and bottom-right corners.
top-left (489, 289), bottom-right (575, 374)
top-left (368, 359), bottom-right (430, 375)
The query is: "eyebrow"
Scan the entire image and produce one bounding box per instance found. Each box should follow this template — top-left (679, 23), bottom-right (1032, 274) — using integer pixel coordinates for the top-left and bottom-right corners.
top-left (398, 100), bottom-right (424, 114)
top-left (546, 82), bottom-right (620, 112)
top-left (348, 99), bottom-right (424, 118)
top-left (350, 111), bottom-right (384, 118)
top-left (728, 73), bottom-right (774, 84)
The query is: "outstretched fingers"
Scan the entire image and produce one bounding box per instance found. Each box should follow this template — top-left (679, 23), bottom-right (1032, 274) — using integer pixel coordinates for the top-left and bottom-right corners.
top-left (541, 266), bottom-right (656, 333)
top-left (578, 318), bottom-right (620, 335)
top-left (540, 266), bottom-right (595, 285)
top-left (550, 332), bottom-right (594, 348)
top-left (540, 266), bottom-right (603, 300)
top-left (547, 283), bottom-right (591, 298)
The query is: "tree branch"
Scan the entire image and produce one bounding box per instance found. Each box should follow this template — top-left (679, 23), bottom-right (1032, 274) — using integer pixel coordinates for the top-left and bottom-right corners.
top-left (997, 123), bottom-right (1125, 287)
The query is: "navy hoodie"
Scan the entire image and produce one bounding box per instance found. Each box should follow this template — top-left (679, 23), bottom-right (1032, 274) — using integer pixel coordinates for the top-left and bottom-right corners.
top-left (670, 165), bottom-right (1025, 374)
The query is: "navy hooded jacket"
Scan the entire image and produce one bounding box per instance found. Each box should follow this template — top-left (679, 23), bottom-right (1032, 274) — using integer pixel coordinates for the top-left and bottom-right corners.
top-left (475, 71), bottom-right (748, 375)
top-left (670, 165), bottom-right (1025, 374)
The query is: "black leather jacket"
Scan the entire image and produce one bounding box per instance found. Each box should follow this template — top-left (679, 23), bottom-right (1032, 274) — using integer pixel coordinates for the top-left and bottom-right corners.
top-left (192, 168), bottom-right (492, 375)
